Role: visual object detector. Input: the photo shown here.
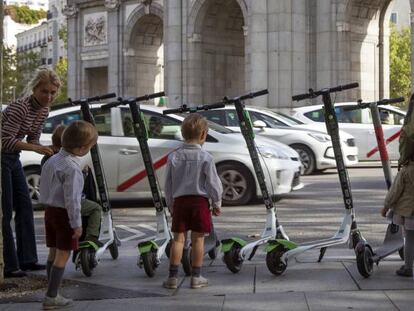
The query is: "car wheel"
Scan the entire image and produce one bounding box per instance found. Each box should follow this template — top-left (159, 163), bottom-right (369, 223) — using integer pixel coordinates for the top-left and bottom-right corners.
top-left (24, 167), bottom-right (41, 208)
top-left (217, 163), bottom-right (254, 205)
top-left (291, 144), bottom-right (315, 175)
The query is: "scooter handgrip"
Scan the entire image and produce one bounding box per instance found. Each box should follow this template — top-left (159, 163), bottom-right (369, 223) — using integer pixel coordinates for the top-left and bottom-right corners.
top-left (251, 89), bottom-right (269, 98)
top-left (292, 93), bottom-right (311, 101)
top-left (202, 103), bottom-right (225, 110)
top-left (163, 107), bottom-right (183, 115)
top-left (339, 82), bottom-right (359, 91)
top-left (87, 93), bottom-right (116, 102)
top-left (136, 91), bottom-right (166, 102)
top-left (100, 101), bottom-right (120, 110)
top-left (385, 97), bottom-right (405, 105)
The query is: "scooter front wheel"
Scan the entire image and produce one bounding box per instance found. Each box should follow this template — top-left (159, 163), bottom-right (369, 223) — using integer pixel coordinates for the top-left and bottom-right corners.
top-left (141, 251), bottom-right (157, 278)
top-left (266, 246), bottom-right (287, 276)
top-left (181, 247), bottom-right (192, 276)
top-left (356, 244), bottom-right (374, 278)
top-left (223, 245), bottom-right (243, 273)
top-left (109, 241), bottom-right (119, 259)
top-left (80, 248), bottom-right (95, 277)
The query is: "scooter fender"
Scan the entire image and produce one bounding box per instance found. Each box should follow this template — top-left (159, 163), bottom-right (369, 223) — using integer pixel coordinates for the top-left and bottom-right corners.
top-left (79, 240), bottom-right (100, 251)
top-left (354, 240), bottom-right (373, 254)
top-left (221, 237), bottom-right (247, 253)
top-left (265, 239), bottom-right (298, 253)
top-left (138, 240), bottom-right (159, 255)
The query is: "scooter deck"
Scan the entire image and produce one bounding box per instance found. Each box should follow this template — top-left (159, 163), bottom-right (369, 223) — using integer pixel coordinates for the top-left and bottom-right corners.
top-left (373, 223), bottom-right (403, 262)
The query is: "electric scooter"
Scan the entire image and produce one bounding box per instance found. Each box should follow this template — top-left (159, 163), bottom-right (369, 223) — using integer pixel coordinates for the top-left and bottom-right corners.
top-left (265, 82), bottom-right (369, 275)
top-left (344, 97), bottom-right (405, 277)
top-left (163, 102), bottom-right (226, 274)
top-left (189, 90), bottom-right (289, 274)
top-left (64, 93), bottom-right (121, 277)
top-left (102, 92), bottom-right (172, 278)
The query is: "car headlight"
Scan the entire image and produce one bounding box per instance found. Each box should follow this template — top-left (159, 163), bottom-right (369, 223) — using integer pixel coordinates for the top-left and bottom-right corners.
top-left (257, 146), bottom-right (290, 160)
top-left (308, 133), bottom-right (331, 142)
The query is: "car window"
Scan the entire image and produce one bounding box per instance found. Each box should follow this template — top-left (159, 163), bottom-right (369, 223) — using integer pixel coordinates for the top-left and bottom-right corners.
top-left (226, 111), bottom-right (239, 127)
top-left (335, 107), bottom-right (362, 123)
top-left (199, 110), bottom-right (227, 126)
top-left (121, 108), bottom-right (182, 140)
top-left (250, 111), bottom-right (285, 128)
top-left (271, 111), bottom-right (304, 125)
top-left (91, 108), bottom-right (112, 136)
top-left (379, 108), bottom-right (404, 125)
top-left (304, 109), bottom-right (325, 122)
top-left (43, 111), bottom-right (82, 133)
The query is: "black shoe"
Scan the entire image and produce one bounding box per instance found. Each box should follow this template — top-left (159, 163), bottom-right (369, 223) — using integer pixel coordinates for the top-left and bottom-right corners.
top-left (396, 265), bottom-right (413, 277)
top-left (20, 262), bottom-right (46, 271)
top-left (4, 269), bottom-right (27, 278)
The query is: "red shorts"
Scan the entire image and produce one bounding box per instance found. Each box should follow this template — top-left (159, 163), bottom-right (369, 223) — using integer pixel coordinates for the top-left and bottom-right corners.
top-left (45, 207), bottom-right (79, 251)
top-left (171, 196), bottom-right (212, 233)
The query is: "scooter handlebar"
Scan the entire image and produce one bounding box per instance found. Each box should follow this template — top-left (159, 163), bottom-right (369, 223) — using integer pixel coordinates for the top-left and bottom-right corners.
top-left (88, 92), bottom-right (117, 102)
top-left (100, 100), bottom-right (122, 110)
top-left (292, 92), bottom-right (312, 101)
top-left (136, 91), bottom-right (166, 102)
top-left (163, 107), bottom-right (185, 115)
top-left (292, 82), bottom-right (359, 102)
top-left (329, 82), bottom-right (359, 93)
top-left (377, 97), bottom-right (405, 106)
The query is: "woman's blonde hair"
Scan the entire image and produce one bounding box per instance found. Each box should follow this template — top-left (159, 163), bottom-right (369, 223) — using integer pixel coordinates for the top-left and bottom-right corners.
top-left (181, 113), bottom-right (208, 141)
top-left (23, 66), bottom-right (61, 97)
top-left (62, 121), bottom-right (98, 151)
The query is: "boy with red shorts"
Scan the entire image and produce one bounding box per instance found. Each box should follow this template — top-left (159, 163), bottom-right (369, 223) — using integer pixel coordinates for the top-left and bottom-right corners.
top-left (39, 121), bottom-right (98, 309)
top-left (163, 113), bottom-right (223, 289)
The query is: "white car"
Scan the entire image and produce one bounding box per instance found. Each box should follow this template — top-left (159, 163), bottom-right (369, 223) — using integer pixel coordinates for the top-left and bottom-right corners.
top-left (198, 106), bottom-right (359, 175)
top-left (21, 104), bottom-right (303, 207)
top-left (289, 102), bottom-right (406, 161)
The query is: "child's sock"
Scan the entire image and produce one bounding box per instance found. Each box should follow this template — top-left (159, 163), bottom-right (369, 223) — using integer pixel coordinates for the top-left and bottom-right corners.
top-left (169, 264), bottom-right (179, 278)
top-left (405, 229), bottom-right (414, 270)
top-left (191, 266), bottom-right (201, 277)
top-left (46, 261), bottom-right (53, 280)
top-left (46, 266), bottom-right (65, 298)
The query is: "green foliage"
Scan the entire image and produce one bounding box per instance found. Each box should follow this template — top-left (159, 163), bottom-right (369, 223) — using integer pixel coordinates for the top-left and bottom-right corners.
top-left (1, 46), bottom-right (17, 103)
top-left (5, 5), bottom-right (46, 24)
top-left (15, 51), bottom-right (42, 97)
top-left (389, 23), bottom-right (412, 109)
top-left (58, 26), bottom-right (68, 50)
top-left (54, 58), bottom-right (68, 103)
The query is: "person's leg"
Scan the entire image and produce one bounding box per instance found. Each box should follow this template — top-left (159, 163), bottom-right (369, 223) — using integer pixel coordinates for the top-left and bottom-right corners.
top-left (1, 154), bottom-right (21, 275)
top-left (191, 231), bottom-right (205, 274)
top-left (46, 248), bottom-right (56, 281)
top-left (46, 249), bottom-right (71, 298)
top-left (12, 159), bottom-right (39, 268)
top-left (396, 228), bottom-right (414, 277)
top-left (81, 199), bottom-right (102, 240)
top-left (163, 232), bottom-right (185, 289)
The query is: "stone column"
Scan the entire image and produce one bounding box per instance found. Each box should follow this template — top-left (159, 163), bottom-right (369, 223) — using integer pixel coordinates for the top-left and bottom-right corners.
top-left (105, 0), bottom-right (121, 95)
top-left (247, 0), bottom-right (268, 107)
top-left (164, 0), bottom-right (182, 107)
top-left (63, 4), bottom-right (80, 99)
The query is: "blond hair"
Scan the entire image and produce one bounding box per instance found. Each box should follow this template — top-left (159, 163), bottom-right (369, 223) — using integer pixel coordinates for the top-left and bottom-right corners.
top-left (181, 113), bottom-right (208, 141)
top-left (23, 66), bottom-right (61, 97)
top-left (62, 121), bottom-right (98, 151)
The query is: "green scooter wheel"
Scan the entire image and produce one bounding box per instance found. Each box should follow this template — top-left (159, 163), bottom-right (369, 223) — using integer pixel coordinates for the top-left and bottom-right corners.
top-left (80, 248), bottom-right (95, 277)
top-left (266, 246), bottom-right (287, 276)
top-left (142, 251), bottom-right (157, 278)
top-left (223, 245), bottom-right (243, 273)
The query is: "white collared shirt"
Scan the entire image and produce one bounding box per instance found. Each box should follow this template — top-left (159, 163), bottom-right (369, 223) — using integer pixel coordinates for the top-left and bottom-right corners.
top-left (39, 149), bottom-right (84, 228)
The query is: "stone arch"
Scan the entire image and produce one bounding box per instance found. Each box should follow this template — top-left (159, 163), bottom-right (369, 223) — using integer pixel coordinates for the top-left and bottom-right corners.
top-left (124, 2), bottom-right (164, 50)
top-left (186, 0), bottom-right (246, 104)
top-left (341, 0), bottom-right (393, 101)
top-left (124, 2), bottom-right (164, 99)
top-left (187, 0), bottom-right (247, 37)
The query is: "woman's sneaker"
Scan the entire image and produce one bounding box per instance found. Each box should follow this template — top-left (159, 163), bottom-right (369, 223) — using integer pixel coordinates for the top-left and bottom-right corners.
top-left (396, 265), bottom-right (413, 277)
top-left (42, 294), bottom-right (73, 310)
top-left (163, 277), bottom-right (178, 289)
top-left (191, 275), bottom-right (208, 289)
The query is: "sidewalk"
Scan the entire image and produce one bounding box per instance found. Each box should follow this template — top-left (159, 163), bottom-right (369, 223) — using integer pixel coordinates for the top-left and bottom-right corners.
top-left (1, 246), bottom-right (413, 310)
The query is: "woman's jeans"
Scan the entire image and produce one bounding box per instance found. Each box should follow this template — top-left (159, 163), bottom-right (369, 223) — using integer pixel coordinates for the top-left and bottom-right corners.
top-left (2, 152), bottom-right (38, 272)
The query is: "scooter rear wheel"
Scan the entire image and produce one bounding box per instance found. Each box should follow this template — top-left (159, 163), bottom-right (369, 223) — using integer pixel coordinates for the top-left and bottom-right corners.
top-left (80, 248), bottom-right (95, 277)
top-left (266, 246), bottom-right (287, 276)
top-left (109, 232), bottom-right (119, 259)
top-left (142, 251), bottom-right (157, 278)
top-left (356, 244), bottom-right (374, 278)
top-left (223, 245), bottom-right (243, 273)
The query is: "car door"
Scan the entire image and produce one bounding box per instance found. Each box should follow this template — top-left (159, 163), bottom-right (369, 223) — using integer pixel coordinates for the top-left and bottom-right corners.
top-left (115, 108), bottom-right (182, 197)
top-left (376, 107), bottom-right (404, 161)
